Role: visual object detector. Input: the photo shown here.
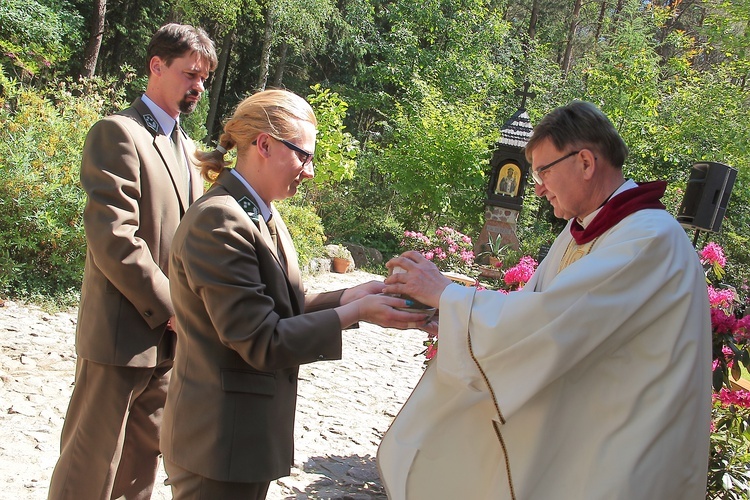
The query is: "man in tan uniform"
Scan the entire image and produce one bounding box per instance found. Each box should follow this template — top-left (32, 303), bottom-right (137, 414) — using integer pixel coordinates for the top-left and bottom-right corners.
top-left (48, 24), bottom-right (217, 500)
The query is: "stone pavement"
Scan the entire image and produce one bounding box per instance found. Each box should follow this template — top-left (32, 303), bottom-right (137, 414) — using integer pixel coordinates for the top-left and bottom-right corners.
top-left (0, 270), bottom-right (428, 499)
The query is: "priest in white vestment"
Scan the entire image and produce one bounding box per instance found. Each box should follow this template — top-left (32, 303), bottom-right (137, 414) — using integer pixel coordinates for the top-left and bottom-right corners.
top-left (378, 101), bottom-right (712, 500)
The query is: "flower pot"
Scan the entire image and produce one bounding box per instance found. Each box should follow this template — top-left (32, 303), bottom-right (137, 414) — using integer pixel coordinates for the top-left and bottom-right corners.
top-left (332, 257), bottom-right (349, 273)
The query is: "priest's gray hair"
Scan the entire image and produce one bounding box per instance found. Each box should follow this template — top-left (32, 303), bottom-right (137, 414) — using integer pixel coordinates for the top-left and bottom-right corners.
top-left (525, 100), bottom-right (628, 169)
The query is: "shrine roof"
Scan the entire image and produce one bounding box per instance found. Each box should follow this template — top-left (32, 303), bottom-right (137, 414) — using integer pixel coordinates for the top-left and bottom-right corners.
top-left (498, 108), bottom-right (533, 149)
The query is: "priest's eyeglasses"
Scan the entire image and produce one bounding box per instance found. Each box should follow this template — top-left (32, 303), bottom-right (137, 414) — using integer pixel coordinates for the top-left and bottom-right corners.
top-left (530, 150), bottom-right (580, 185)
top-left (252, 137), bottom-right (314, 167)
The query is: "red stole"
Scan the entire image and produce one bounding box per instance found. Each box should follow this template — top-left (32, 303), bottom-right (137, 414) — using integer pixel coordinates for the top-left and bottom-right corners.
top-left (570, 181), bottom-right (667, 244)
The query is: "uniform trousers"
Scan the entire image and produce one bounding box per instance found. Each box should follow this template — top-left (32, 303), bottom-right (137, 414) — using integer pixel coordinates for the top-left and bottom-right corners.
top-left (164, 459), bottom-right (271, 500)
top-left (48, 353), bottom-right (172, 500)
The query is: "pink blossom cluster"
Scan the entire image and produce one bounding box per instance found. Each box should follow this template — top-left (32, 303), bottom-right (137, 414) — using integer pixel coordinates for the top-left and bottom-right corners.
top-left (423, 333), bottom-right (438, 361)
top-left (713, 345), bottom-right (736, 372)
top-left (710, 303), bottom-right (750, 343)
top-left (503, 256), bottom-right (538, 289)
top-left (701, 242), bottom-right (727, 268)
top-left (401, 226), bottom-right (475, 275)
top-left (708, 285), bottom-right (735, 309)
top-left (714, 388), bottom-right (750, 408)
top-left (402, 231), bottom-right (431, 246)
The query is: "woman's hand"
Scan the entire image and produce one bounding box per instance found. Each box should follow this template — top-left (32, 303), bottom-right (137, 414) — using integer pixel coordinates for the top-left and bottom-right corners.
top-left (335, 293), bottom-right (433, 330)
top-left (340, 280), bottom-right (386, 305)
top-left (383, 251), bottom-right (452, 308)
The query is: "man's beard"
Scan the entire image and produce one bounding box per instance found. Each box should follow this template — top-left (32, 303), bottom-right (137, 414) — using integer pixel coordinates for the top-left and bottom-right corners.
top-left (178, 90), bottom-right (200, 114)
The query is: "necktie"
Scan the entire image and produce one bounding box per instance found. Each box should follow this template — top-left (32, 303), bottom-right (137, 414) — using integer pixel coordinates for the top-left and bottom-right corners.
top-left (171, 125), bottom-right (191, 201)
top-left (267, 215), bottom-right (278, 250)
top-left (267, 215), bottom-right (286, 268)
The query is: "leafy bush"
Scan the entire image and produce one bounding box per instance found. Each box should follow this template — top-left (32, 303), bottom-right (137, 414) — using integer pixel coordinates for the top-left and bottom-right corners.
top-left (0, 0), bottom-right (84, 77)
top-left (708, 390), bottom-right (750, 499)
top-left (275, 196), bottom-right (326, 268)
top-left (374, 80), bottom-right (490, 232)
top-left (0, 73), bottom-right (127, 303)
top-left (701, 242), bottom-right (750, 498)
top-left (306, 84), bottom-right (359, 186)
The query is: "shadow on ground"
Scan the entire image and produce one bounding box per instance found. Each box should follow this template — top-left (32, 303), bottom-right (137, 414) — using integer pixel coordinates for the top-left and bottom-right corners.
top-left (282, 454), bottom-right (387, 499)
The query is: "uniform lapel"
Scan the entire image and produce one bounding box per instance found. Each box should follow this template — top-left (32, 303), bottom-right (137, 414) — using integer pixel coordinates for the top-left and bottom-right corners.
top-left (214, 170), bottom-right (303, 313)
top-left (131, 97), bottom-right (190, 212)
top-left (273, 214), bottom-right (304, 306)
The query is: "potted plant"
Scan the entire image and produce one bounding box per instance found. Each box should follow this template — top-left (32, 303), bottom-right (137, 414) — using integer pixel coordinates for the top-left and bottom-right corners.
top-left (478, 234), bottom-right (509, 269)
top-left (327, 244), bottom-right (353, 273)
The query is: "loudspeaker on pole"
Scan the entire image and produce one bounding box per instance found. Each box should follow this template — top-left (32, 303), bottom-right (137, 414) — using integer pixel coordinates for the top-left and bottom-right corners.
top-left (676, 161), bottom-right (737, 233)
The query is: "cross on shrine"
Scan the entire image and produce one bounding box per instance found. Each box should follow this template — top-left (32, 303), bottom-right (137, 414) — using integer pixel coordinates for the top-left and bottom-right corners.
top-left (514, 81), bottom-right (536, 110)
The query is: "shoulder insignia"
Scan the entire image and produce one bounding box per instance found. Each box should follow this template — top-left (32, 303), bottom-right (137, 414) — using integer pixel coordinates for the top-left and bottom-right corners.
top-left (143, 114), bottom-right (159, 133)
top-left (237, 196), bottom-right (260, 222)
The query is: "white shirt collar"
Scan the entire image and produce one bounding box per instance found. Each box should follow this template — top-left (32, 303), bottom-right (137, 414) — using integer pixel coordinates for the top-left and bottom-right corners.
top-left (141, 94), bottom-right (177, 136)
top-left (230, 169), bottom-right (273, 222)
top-left (578, 179), bottom-right (638, 229)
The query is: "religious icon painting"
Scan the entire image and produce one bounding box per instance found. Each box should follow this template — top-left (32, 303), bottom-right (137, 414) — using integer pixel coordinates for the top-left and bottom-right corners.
top-left (495, 163), bottom-right (521, 197)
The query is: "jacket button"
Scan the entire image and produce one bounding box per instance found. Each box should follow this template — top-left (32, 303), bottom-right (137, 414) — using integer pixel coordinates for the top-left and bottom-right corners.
top-left (144, 310), bottom-right (152, 317)
top-left (318, 355), bottom-right (325, 360)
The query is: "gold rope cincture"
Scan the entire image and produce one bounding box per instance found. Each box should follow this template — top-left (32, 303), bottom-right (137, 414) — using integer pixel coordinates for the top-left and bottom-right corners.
top-left (466, 289), bottom-right (517, 500)
top-left (557, 235), bottom-right (601, 273)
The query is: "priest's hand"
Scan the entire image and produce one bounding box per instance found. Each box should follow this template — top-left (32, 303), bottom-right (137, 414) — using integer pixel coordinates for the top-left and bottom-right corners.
top-left (383, 251), bottom-right (452, 309)
top-left (418, 318), bottom-right (439, 336)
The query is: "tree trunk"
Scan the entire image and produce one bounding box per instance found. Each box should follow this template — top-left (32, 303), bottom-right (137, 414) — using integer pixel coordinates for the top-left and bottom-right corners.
top-left (257, 5), bottom-right (275, 91)
top-left (614, 0), bottom-right (625, 21)
top-left (207, 29), bottom-right (235, 142)
top-left (594, 0), bottom-right (606, 44)
top-left (561, 0), bottom-right (582, 78)
top-left (81, 0), bottom-right (107, 78)
top-left (272, 41), bottom-right (288, 87)
top-left (528, 0), bottom-right (540, 40)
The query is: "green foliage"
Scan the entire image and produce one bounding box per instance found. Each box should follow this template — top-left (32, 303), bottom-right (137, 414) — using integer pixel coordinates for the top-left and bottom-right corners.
top-left (477, 232), bottom-right (510, 260)
top-left (274, 195), bottom-right (326, 268)
top-left (0, 73), bottom-right (127, 302)
top-left (0, 0), bottom-right (83, 77)
top-left (375, 80), bottom-right (491, 232)
top-left (182, 89), bottom-right (211, 144)
top-left (313, 153), bottom-right (406, 258)
top-left (707, 396), bottom-right (750, 499)
top-left (306, 84), bottom-right (359, 184)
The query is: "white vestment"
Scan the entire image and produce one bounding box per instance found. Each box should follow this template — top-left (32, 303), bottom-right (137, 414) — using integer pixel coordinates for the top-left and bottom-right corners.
top-left (378, 202), bottom-right (712, 499)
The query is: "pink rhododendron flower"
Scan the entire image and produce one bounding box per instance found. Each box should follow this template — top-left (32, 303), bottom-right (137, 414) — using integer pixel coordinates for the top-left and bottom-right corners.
top-left (711, 308), bottom-right (737, 336)
top-left (424, 251), bottom-right (434, 260)
top-left (503, 256), bottom-right (538, 288)
top-left (701, 242), bottom-right (726, 268)
top-left (722, 345), bottom-right (735, 368)
top-left (708, 285), bottom-right (735, 309)
top-left (424, 343), bottom-right (438, 361)
top-left (734, 315), bottom-right (750, 343)
top-left (714, 388), bottom-right (750, 408)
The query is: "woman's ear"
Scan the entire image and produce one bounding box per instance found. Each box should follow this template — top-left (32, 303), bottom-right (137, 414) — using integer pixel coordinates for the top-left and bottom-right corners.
top-left (255, 133), bottom-right (272, 159)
